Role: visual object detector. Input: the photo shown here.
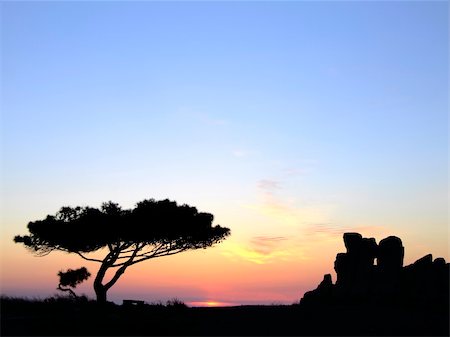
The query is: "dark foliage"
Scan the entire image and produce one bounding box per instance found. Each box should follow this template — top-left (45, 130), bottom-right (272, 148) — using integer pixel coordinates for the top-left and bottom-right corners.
top-left (166, 298), bottom-right (188, 309)
top-left (58, 267), bottom-right (91, 288)
top-left (57, 267), bottom-right (91, 298)
top-left (14, 199), bottom-right (230, 253)
top-left (14, 199), bottom-right (230, 302)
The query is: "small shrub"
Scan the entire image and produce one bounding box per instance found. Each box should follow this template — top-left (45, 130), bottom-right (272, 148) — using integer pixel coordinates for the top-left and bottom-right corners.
top-left (166, 298), bottom-right (188, 308)
top-left (146, 300), bottom-right (165, 307)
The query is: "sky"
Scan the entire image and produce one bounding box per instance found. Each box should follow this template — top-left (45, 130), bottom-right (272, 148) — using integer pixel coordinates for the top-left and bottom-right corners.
top-left (0, 1), bottom-right (448, 306)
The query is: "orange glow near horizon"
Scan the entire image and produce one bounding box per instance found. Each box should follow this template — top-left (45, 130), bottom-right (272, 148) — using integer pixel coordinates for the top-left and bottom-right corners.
top-left (188, 300), bottom-right (235, 307)
top-left (2, 213), bottom-right (449, 305)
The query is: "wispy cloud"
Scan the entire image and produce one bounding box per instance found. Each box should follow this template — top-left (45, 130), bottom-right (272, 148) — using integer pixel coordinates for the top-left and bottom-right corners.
top-left (252, 236), bottom-right (288, 243)
top-left (303, 223), bottom-right (349, 237)
top-left (250, 236), bottom-right (289, 255)
top-left (302, 223), bottom-right (390, 240)
top-left (256, 179), bottom-right (292, 217)
top-left (232, 149), bottom-right (247, 158)
top-left (222, 236), bottom-right (293, 265)
top-left (254, 178), bottom-right (390, 241)
top-left (257, 179), bottom-right (281, 192)
top-left (249, 179), bottom-right (328, 226)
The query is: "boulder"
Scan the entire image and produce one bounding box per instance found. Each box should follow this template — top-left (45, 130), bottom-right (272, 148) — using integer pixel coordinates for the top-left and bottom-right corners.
top-left (300, 274), bottom-right (334, 306)
top-left (377, 236), bottom-right (404, 273)
top-left (433, 257), bottom-right (446, 266)
top-left (334, 252), bottom-right (349, 286)
top-left (343, 232), bottom-right (363, 254)
top-left (335, 234), bottom-right (378, 292)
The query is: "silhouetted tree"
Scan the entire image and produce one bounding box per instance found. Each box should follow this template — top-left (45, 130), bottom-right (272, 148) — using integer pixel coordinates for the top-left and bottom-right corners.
top-left (14, 199), bottom-right (230, 302)
top-left (57, 267), bottom-right (91, 298)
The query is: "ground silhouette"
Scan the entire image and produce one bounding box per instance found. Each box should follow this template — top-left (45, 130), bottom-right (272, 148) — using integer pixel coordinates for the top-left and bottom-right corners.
top-left (2, 294), bottom-right (448, 336)
top-left (2, 232), bottom-right (448, 336)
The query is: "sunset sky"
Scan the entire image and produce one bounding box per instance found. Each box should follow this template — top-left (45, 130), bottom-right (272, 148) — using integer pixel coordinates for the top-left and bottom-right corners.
top-left (1, 1), bottom-right (448, 306)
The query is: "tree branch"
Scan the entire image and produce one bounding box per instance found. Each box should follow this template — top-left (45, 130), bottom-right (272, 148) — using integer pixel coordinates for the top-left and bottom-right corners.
top-left (76, 252), bottom-right (104, 263)
top-left (112, 246), bottom-right (189, 267)
top-left (104, 243), bottom-right (143, 290)
top-left (135, 247), bottom-right (190, 264)
top-left (57, 284), bottom-right (77, 298)
top-left (111, 243), bottom-right (166, 267)
top-left (113, 242), bottom-right (166, 260)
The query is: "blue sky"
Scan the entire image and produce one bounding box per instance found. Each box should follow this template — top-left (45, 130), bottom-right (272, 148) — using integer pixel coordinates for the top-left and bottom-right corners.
top-left (0, 1), bottom-right (448, 303)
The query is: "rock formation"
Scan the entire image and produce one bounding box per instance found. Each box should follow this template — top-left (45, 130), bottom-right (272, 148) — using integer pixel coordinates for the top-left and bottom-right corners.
top-left (300, 233), bottom-right (449, 308)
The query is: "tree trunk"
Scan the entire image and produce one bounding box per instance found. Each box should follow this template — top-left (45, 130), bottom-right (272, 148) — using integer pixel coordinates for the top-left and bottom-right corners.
top-left (92, 246), bottom-right (134, 303)
top-left (94, 283), bottom-right (108, 303)
top-left (94, 263), bottom-right (109, 303)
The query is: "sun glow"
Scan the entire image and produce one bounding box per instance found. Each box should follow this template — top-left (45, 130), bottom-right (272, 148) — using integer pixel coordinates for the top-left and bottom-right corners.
top-left (188, 300), bottom-right (233, 307)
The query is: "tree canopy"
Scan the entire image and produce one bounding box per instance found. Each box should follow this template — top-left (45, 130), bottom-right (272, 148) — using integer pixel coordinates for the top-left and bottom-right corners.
top-left (57, 267), bottom-right (91, 298)
top-left (14, 199), bottom-right (230, 302)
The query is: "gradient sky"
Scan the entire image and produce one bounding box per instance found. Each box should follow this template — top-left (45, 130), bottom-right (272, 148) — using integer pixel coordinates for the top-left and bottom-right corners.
top-left (1, 1), bottom-right (448, 306)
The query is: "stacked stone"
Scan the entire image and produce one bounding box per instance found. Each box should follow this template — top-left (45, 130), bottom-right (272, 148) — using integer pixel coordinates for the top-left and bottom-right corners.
top-left (334, 233), bottom-right (378, 300)
top-left (300, 232), bottom-right (449, 308)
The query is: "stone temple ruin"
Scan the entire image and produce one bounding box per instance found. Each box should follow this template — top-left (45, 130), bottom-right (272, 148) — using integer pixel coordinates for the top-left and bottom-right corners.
top-left (300, 233), bottom-right (449, 307)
